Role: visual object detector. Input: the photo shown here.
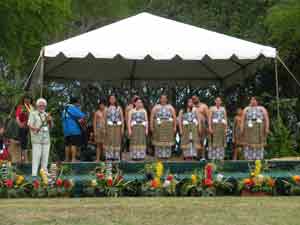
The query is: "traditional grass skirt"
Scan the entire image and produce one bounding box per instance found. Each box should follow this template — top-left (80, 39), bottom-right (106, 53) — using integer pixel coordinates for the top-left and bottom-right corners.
top-left (233, 126), bottom-right (243, 146)
top-left (104, 125), bottom-right (122, 160)
top-left (95, 124), bottom-right (105, 144)
top-left (130, 125), bottom-right (146, 160)
top-left (181, 124), bottom-right (200, 158)
top-left (208, 123), bottom-right (226, 160)
top-left (243, 122), bottom-right (266, 160)
top-left (243, 122), bottom-right (266, 148)
top-left (152, 120), bottom-right (174, 159)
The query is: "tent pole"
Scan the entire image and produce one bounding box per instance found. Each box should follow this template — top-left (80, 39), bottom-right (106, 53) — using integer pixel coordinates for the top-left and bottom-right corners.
top-left (274, 56), bottom-right (280, 120)
top-left (39, 49), bottom-right (45, 97)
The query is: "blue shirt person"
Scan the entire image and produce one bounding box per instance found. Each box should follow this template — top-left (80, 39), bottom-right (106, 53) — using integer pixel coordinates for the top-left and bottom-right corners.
top-left (62, 97), bottom-right (85, 162)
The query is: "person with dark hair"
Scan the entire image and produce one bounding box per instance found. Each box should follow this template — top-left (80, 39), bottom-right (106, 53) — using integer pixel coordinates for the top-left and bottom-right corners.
top-left (128, 98), bottom-right (148, 160)
top-left (241, 96), bottom-right (270, 160)
top-left (62, 97), bottom-right (86, 162)
top-left (178, 98), bottom-right (201, 160)
top-left (15, 94), bottom-right (34, 163)
top-left (233, 107), bottom-right (243, 160)
top-left (104, 95), bottom-right (124, 161)
top-left (191, 95), bottom-right (209, 159)
top-left (150, 95), bottom-right (176, 159)
top-left (207, 97), bottom-right (228, 160)
top-left (124, 95), bottom-right (139, 151)
top-left (93, 98), bottom-right (106, 162)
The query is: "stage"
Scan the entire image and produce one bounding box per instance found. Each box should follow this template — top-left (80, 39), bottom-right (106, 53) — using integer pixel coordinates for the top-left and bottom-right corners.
top-left (15, 160), bottom-right (300, 197)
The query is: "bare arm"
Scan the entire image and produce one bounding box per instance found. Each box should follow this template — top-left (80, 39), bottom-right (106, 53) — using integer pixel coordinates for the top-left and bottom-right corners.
top-left (224, 108), bottom-right (228, 130)
top-left (93, 111), bottom-right (97, 134)
top-left (240, 108), bottom-right (247, 133)
top-left (262, 106), bottom-right (270, 133)
top-left (144, 109), bottom-right (149, 135)
top-left (208, 107), bottom-right (213, 133)
top-left (119, 107), bottom-right (125, 133)
top-left (178, 110), bottom-right (183, 135)
top-left (150, 106), bottom-right (157, 132)
top-left (127, 110), bottom-right (132, 136)
top-left (171, 106), bottom-right (177, 133)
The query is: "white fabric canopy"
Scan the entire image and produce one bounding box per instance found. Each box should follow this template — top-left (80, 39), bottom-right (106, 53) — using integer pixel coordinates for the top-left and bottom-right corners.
top-left (30, 12), bottom-right (277, 88)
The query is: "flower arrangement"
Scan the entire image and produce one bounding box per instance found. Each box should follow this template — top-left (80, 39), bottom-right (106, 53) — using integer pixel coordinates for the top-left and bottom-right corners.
top-left (0, 161), bottom-right (31, 198)
top-left (84, 162), bottom-right (132, 197)
top-left (180, 163), bottom-right (233, 196)
top-left (239, 160), bottom-right (275, 196)
top-left (142, 161), bottom-right (179, 196)
top-left (31, 164), bottom-right (74, 198)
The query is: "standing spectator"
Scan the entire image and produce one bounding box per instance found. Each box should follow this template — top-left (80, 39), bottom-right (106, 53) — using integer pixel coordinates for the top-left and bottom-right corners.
top-left (15, 94), bottom-right (34, 163)
top-left (62, 97), bottom-right (86, 162)
top-left (27, 98), bottom-right (53, 177)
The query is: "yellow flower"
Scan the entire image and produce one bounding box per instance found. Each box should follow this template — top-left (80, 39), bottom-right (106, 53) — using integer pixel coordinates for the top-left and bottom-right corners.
top-left (40, 169), bottom-right (48, 185)
top-left (191, 174), bottom-right (197, 184)
top-left (90, 179), bottom-right (97, 187)
top-left (254, 160), bottom-right (262, 176)
top-left (250, 172), bottom-right (255, 177)
top-left (16, 175), bottom-right (25, 185)
top-left (156, 161), bottom-right (164, 178)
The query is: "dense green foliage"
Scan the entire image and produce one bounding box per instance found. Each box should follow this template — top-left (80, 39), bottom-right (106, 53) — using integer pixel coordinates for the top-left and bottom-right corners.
top-left (1, 0), bottom-right (300, 159)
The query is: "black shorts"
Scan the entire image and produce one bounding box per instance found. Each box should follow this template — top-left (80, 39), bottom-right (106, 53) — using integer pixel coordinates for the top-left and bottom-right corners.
top-left (64, 135), bottom-right (82, 147)
top-left (18, 127), bottom-right (29, 150)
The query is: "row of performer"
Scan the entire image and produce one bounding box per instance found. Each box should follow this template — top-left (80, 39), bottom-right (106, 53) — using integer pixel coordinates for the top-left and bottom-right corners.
top-left (86, 94), bottom-right (269, 161)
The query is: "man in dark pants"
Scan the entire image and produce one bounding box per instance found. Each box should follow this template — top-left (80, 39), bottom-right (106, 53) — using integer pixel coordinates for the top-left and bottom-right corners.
top-left (62, 97), bottom-right (86, 162)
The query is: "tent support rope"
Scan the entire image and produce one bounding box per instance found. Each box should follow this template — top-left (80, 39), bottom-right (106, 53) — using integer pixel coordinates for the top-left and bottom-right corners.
top-left (277, 55), bottom-right (300, 88)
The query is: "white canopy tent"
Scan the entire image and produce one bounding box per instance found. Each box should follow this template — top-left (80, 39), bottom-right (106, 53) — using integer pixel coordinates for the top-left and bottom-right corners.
top-left (29, 12), bottom-right (277, 90)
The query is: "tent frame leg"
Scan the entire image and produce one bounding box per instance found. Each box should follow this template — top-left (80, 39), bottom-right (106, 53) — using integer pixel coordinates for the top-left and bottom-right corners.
top-left (275, 56), bottom-right (280, 120)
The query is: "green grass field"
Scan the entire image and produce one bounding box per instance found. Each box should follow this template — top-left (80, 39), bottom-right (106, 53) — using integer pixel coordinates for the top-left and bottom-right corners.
top-left (1, 197), bottom-right (299, 225)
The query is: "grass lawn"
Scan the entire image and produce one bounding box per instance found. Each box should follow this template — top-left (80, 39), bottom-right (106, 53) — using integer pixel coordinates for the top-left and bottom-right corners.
top-left (1, 197), bottom-right (299, 225)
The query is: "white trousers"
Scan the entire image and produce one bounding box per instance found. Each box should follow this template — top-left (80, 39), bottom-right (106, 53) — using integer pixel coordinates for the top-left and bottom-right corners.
top-left (32, 143), bottom-right (50, 176)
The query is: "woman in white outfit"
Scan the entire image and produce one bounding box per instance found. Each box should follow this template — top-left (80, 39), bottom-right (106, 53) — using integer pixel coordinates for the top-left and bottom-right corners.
top-left (28, 98), bottom-right (53, 177)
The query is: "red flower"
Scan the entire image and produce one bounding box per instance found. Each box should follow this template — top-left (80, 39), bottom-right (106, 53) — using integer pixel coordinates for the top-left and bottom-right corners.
top-left (107, 178), bottom-right (113, 186)
top-left (166, 175), bottom-right (173, 181)
top-left (5, 179), bottom-right (13, 188)
top-left (203, 178), bottom-right (214, 187)
top-left (205, 164), bottom-right (213, 180)
top-left (56, 178), bottom-right (63, 187)
top-left (63, 180), bottom-right (71, 189)
top-left (151, 179), bottom-right (158, 188)
top-left (33, 180), bottom-right (40, 189)
top-left (0, 147), bottom-right (9, 160)
top-left (96, 173), bottom-right (105, 180)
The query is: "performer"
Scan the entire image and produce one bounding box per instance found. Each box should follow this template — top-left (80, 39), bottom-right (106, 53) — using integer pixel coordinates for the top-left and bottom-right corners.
top-left (15, 94), bottom-right (34, 163)
top-left (178, 98), bottom-right (201, 160)
top-left (233, 108), bottom-right (243, 160)
top-left (27, 98), bottom-right (53, 177)
top-left (62, 97), bottom-right (86, 162)
top-left (192, 95), bottom-right (209, 159)
top-left (128, 98), bottom-right (148, 160)
top-left (93, 98), bottom-right (106, 162)
top-left (208, 97), bottom-right (227, 160)
top-left (150, 95), bottom-right (176, 159)
top-left (241, 97), bottom-right (270, 160)
top-left (104, 95), bottom-right (124, 161)
top-left (124, 95), bottom-right (139, 152)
